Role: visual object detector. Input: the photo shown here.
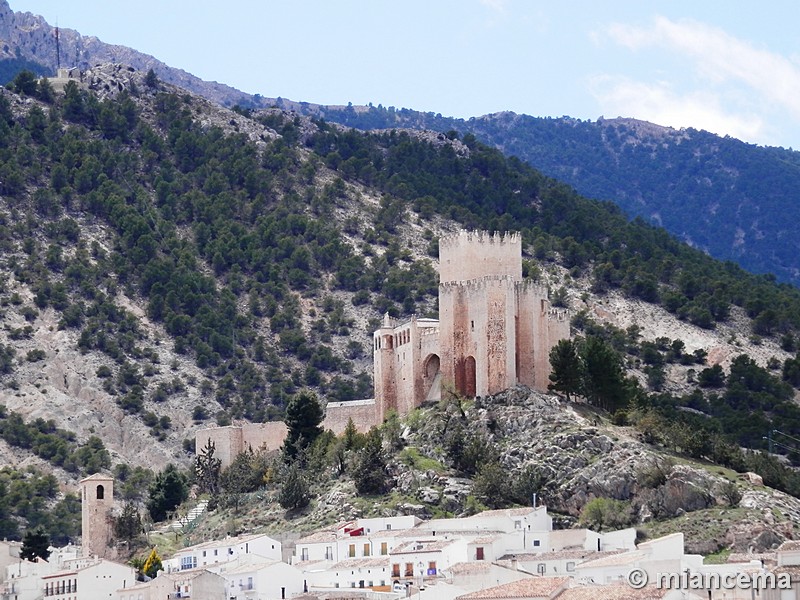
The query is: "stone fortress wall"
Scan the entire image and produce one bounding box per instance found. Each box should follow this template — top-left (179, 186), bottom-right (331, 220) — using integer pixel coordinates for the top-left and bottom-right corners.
top-left (198, 230), bottom-right (568, 468)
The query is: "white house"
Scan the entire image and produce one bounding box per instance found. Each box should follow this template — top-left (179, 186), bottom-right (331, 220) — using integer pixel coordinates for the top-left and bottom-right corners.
top-left (506, 549), bottom-right (625, 578)
top-left (292, 516), bottom-right (419, 566)
top-left (761, 540), bottom-right (800, 600)
top-left (575, 533), bottom-right (691, 585)
top-left (41, 558), bottom-right (136, 600)
top-left (3, 545), bottom-right (82, 600)
top-left (150, 569), bottom-right (225, 600)
top-left (163, 533), bottom-right (282, 572)
top-left (215, 557), bottom-right (306, 600)
top-left (302, 557), bottom-right (393, 592)
top-left (424, 507), bottom-right (553, 553)
top-left (548, 528), bottom-right (636, 554)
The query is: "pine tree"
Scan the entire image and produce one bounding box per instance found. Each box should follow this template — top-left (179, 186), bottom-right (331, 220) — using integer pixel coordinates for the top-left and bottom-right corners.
top-left (548, 338), bottom-right (582, 401)
top-left (282, 390), bottom-right (324, 459)
top-left (352, 429), bottom-right (389, 495)
top-left (146, 464), bottom-right (189, 522)
top-left (113, 502), bottom-right (143, 546)
top-left (581, 336), bottom-right (630, 412)
top-left (195, 438), bottom-right (221, 495)
top-left (20, 526), bottom-right (50, 562)
top-left (278, 465), bottom-right (310, 511)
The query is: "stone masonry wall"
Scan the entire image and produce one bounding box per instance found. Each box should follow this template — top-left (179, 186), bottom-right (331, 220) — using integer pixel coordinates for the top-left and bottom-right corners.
top-left (195, 425), bottom-right (243, 468)
top-left (241, 422), bottom-right (288, 453)
top-left (196, 402), bottom-right (378, 469)
top-left (324, 400), bottom-right (378, 435)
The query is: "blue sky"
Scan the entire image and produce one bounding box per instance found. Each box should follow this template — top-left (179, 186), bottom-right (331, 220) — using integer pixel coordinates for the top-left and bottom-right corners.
top-left (9, 1), bottom-right (800, 149)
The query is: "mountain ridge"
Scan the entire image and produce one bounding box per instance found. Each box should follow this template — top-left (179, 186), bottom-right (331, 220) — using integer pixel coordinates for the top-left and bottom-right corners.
top-left (0, 1), bottom-right (254, 107)
top-left (2, 2), bottom-right (800, 284)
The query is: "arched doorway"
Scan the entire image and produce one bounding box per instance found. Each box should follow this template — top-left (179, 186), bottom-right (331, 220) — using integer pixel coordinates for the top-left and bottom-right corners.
top-left (424, 354), bottom-right (440, 379)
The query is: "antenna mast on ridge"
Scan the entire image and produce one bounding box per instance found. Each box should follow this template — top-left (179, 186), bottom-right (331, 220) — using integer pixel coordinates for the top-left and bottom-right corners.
top-left (55, 20), bottom-right (60, 70)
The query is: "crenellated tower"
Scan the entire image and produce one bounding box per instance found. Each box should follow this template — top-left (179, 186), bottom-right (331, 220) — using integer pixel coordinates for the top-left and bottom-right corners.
top-left (373, 229), bottom-right (569, 418)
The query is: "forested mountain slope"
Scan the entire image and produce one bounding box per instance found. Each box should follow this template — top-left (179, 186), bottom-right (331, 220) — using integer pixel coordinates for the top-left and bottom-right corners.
top-left (293, 105), bottom-right (800, 286)
top-left (3, 0), bottom-right (799, 285)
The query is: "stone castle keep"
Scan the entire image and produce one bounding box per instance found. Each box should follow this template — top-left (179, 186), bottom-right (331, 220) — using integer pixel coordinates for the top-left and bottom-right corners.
top-left (197, 230), bottom-right (569, 466)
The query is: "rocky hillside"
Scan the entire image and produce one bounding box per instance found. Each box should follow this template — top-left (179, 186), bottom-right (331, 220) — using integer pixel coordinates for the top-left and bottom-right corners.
top-left (179, 386), bottom-right (799, 556)
top-left (408, 387), bottom-right (799, 554)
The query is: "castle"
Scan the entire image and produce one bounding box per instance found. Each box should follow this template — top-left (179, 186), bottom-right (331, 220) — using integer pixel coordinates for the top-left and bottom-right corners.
top-left (373, 230), bottom-right (569, 421)
top-left (197, 230), bottom-right (569, 467)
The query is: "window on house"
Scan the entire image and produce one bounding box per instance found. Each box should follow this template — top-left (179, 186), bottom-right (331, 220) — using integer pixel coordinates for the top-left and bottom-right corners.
top-left (533, 540), bottom-right (541, 547)
top-left (567, 562), bottom-right (575, 572)
top-left (537, 564), bottom-right (546, 575)
top-left (381, 542), bottom-right (388, 556)
top-left (405, 563), bottom-right (414, 577)
top-left (325, 546), bottom-right (333, 560)
top-left (392, 564), bottom-right (400, 578)
top-left (476, 547), bottom-right (484, 560)
top-left (428, 562), bottom-right (437, 575)
top-left (387, 524), bottom-right (392, 530)
top-left (364, 543), bottom-right (371, 557)
top-left (514, 520), bottom-right (521, 529)
top-left (180, 556), bottom-right (196, 570)
top-left (349, 544), bottom-right (356, 558)
top-left (301, 548), bottom-right (309, 561)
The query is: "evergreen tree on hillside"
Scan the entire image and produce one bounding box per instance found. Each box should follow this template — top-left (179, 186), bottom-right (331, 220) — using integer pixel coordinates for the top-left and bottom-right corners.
top-left (194, 439), bottom-right (221, 495)
top-left (352, 428), bottom-right (390, 495)
top-left (548, 339), bottom-right (583, 401)
top-left (278, 464), bottom-right (310, 511)
top-left (113, 502), bottom-right (144, 546)
top-left (146, 464), bottom-right (189, 523)
top-left (581, 336), bottom-right (630, 412)
top-left (282, 390), bottom-right (324, 460)
top-left (20, 526), bottom-right (50, 562)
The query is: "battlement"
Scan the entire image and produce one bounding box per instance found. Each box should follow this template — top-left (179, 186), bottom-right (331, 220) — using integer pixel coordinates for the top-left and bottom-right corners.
top-left (440, 274), bottom-right (518, 292)
top-left (515, 278), bottom-right (551, 298)
top-left (439, 229), bottom-right (521, 251)
top-left (439, 230), bottom-right (522, 284)
top-left (547, 307), bottom-right (570, 321)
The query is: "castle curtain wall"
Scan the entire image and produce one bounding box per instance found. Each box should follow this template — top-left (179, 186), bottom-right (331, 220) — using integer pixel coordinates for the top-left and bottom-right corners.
top-left (200, 230), bottom-right (569, 468)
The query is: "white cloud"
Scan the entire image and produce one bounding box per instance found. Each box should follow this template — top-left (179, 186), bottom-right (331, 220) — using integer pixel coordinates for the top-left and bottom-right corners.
top-left (591, 17), bottom-right (800, 143)
top-left (589, 75), bottom-right (766, 142)
top-left (479, 0), bottom-right (507, 13)
top-left (602, 16), bottom-right (800, 122)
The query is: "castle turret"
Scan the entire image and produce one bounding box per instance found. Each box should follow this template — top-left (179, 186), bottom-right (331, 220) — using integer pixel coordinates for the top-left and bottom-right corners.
top-left (374, 313), bottom-right (398, 423)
